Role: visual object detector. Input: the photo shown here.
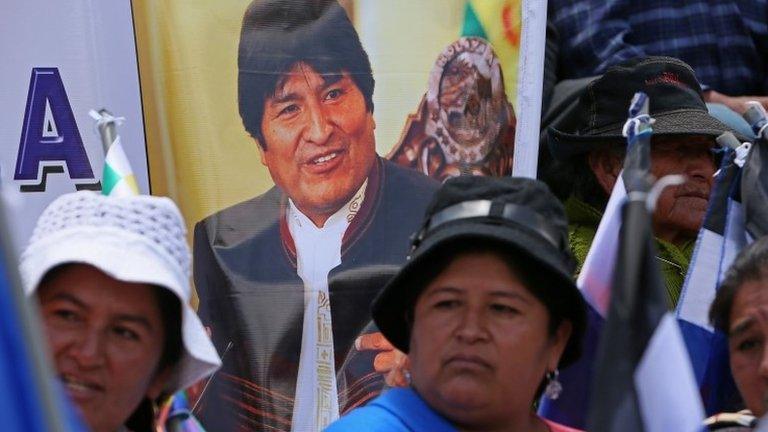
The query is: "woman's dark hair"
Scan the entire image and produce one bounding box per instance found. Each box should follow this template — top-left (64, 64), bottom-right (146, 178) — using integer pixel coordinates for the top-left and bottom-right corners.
top-left (404, 239), bottom-right (581, 401)
top-left (238, 0), bottom-right (375, 149)
top-left (125, 286), bottom-right (182, 432)
top-left (41, 267), bottom-right (183, 374)
top-left (154, 287), bottom-right (183, 374)
top-left (39, 264), bottom-right (184, 431)
top-left (710, 236), bottom-right (768, 332)
top-left (405, 238), bottom-right (577, 352)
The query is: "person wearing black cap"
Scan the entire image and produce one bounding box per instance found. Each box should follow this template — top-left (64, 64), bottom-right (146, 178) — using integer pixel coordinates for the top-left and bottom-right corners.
top-left (543, 55), bottom-right (750, 307)
top-left (326, 175), bottom-right (586, 432)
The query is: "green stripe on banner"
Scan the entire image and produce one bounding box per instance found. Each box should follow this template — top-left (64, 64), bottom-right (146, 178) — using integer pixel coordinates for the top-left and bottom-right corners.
top-left (102, 163), bottom-right (120, 196)
top-left (461, 2), bottom-right (487, 39)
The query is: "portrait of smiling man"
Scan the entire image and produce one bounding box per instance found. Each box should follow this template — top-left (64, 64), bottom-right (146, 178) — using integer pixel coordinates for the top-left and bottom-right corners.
top-left (258, 61), bottom-right (377, 227)
top-left (192, 0), bottom-right (438, 430)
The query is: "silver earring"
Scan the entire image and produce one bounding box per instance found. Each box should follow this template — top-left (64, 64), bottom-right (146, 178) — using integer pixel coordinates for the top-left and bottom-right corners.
top-left (544, 369), bottom-right (562, 400)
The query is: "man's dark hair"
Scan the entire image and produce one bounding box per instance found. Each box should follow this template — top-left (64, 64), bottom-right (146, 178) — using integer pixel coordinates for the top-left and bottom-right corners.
top-left (710, 236), bottom-right (768, 333)
top-left (238, 0), bottom-right (375, 149)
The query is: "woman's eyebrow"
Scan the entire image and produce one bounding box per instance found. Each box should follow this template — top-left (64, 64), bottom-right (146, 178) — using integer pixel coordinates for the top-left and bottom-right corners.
top-left (424, 286), bottom-right (463, 297)
top-left (488, 291), bottom-right (532, 304)
top-left (113, 314), bottom-right (154, 332)
top-left (730, 316), bottom-right (755, 337)
top-left (45, 292), bottom-right (88, 309)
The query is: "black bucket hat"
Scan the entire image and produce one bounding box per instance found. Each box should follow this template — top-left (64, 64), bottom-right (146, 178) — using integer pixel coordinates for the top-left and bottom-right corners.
top-left (371, 175), bottom-right (586, 367)
top-left (548, 56), bottom-right (749, 161)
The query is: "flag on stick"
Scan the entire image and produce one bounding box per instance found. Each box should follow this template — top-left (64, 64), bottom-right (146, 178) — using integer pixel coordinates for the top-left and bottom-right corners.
top-left (742, 101), bottom-right (768, 240)
top-left (0, 185), bottom-right (85, 431)
top-left (587, 92), bottom-right (704, 432)
top-left (461, 0), bottom-right (520, 102)
top-left (538, 93), bottom-right (647, 429)
top-left (162, 390), bottom-right (206, 432)
top-left (675, 132), bottom-right (747, 415)
top-left (89, 109), bottom-right (139, 197)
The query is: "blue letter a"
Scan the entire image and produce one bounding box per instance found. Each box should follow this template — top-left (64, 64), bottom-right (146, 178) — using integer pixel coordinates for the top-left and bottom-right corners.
top-left (14, 68), bottom-right (94, 184)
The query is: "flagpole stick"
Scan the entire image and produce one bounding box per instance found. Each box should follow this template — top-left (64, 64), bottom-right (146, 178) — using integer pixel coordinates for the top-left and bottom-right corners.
top-left (93, 108), bottom-right (118, 154)
top-left (0, 196), bottom-right (67, 430)
top-left (511, 0), bottom-right (547, 178)
top-left (621, 92), bottom-right (653, 194)
top-left (744, 101), bottom-right (768, 142)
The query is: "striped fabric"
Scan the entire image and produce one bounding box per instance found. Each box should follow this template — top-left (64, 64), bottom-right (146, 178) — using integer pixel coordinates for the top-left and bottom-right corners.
top-left (461, 0), bottom-right (521, 101)
top-left (675, 145), bottom-right (745, 416)
top-left (541, 93), bottom-right (705, 430)
top-left (549, 0), bottom-right (768, 96)
top-left (586, 92), bottom-right (703, 432)
top-left (102, 136), bottom-right (139, 197)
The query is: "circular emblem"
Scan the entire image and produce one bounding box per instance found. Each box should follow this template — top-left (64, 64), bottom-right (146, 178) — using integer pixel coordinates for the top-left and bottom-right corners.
top-left (426, 37), bottom-right (505, 164)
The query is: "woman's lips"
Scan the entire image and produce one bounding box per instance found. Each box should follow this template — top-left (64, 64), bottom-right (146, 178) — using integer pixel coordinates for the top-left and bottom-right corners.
top-left (60, 373), bottom-right (104, 402)
top-left (444, 353), bottom-right (493, 371)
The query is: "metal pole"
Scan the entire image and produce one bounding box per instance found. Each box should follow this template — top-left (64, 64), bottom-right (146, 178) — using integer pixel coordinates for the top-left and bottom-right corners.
top-left (512, 0), bottom-right (548, 178)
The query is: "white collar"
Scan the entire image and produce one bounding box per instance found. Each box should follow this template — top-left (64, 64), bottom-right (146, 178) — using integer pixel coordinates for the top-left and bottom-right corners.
top-left (287, 179), bottom-right (368, 232)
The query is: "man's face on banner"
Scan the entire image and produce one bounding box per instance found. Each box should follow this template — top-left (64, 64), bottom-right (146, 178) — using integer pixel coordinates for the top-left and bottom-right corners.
top-left (259, 62), bottom-right (376, 226)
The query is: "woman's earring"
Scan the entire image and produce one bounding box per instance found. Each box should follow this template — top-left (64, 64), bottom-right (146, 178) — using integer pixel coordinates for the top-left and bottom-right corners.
top-left (544, 369), bottom-right (562, 400)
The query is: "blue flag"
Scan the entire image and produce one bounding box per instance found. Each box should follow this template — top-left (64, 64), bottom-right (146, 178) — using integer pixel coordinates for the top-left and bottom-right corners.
top-left (676, 135), bottom-right (748, 415)
top-left (541, 93), bottom-right (705, 430)
top-left (587, 92), bottom-right (703, 432)
top-left (0, 212), bottom-right (85, 431)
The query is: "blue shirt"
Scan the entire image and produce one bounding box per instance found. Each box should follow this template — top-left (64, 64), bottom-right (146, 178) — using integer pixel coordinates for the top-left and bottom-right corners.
top-left (549, 0), bottom-right (768, 96)
top-left (324, 387), bottom-right (457, 432)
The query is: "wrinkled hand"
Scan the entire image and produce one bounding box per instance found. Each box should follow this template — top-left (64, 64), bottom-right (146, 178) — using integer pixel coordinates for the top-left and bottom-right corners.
top-left (355, 332), bottom-right (410, 387)
top-left (704, 90), bottom-right (768, 115)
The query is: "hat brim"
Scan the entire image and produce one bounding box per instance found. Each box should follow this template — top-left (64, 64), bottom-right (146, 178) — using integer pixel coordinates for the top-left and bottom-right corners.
top-left (21, 226), bottom-right (221, 394)
top-left (371, 220), bottom-right (585, 367)
top-left (548, 109), bottom-right (751, 161)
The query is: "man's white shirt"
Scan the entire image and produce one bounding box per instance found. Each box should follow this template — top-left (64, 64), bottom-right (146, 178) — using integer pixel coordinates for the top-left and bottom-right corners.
top-left (288, 180), bottom-right (367, 432)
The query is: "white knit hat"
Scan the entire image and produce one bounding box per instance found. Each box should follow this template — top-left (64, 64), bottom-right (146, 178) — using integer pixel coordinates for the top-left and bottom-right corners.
top-left (20, 191), bottom-right (221, 394)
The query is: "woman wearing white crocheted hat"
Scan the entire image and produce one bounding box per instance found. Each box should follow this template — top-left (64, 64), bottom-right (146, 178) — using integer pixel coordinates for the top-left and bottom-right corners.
top-left (19, 191), bottom-right (221, 432)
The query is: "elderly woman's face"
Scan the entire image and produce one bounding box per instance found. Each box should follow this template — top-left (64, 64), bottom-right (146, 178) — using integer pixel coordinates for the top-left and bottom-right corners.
top-left (408, 252), bottom-right (571, 429)
top-left (37, 264), bottom-right (168, 432)
top-left (728, 278), bottom-right (768, 417)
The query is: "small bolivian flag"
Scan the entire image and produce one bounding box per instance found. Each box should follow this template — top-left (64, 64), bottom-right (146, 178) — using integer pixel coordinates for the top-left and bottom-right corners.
top-left (461, 0), bottom-right (521, 101)
top-left (102, 136), bottom-right (139, 197)
top-left (89, 109), bottom-right (139, 197)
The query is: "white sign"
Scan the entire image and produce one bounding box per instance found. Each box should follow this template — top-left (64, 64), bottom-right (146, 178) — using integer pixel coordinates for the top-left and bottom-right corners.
top-left (0, 0), bottom-right (149, 256)
top-left (513, 0), bottom-right (547, 178)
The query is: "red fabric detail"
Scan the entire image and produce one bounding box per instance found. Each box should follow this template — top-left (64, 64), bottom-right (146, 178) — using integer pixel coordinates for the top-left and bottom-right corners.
top-left (543, 417), bottom-right (585, 432)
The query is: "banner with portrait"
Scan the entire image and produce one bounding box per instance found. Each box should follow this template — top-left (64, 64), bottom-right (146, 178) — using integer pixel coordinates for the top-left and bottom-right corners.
top-left (132, 1), bottom-right (538, 430)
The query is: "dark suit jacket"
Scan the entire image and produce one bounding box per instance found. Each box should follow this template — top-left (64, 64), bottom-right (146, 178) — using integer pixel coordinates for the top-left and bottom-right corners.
top-left (194, 158), bottom-right (438, 431)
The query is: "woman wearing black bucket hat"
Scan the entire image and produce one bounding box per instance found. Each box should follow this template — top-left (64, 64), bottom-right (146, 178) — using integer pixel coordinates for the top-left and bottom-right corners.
top-left (326, 176), bottom-right (586, 432)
